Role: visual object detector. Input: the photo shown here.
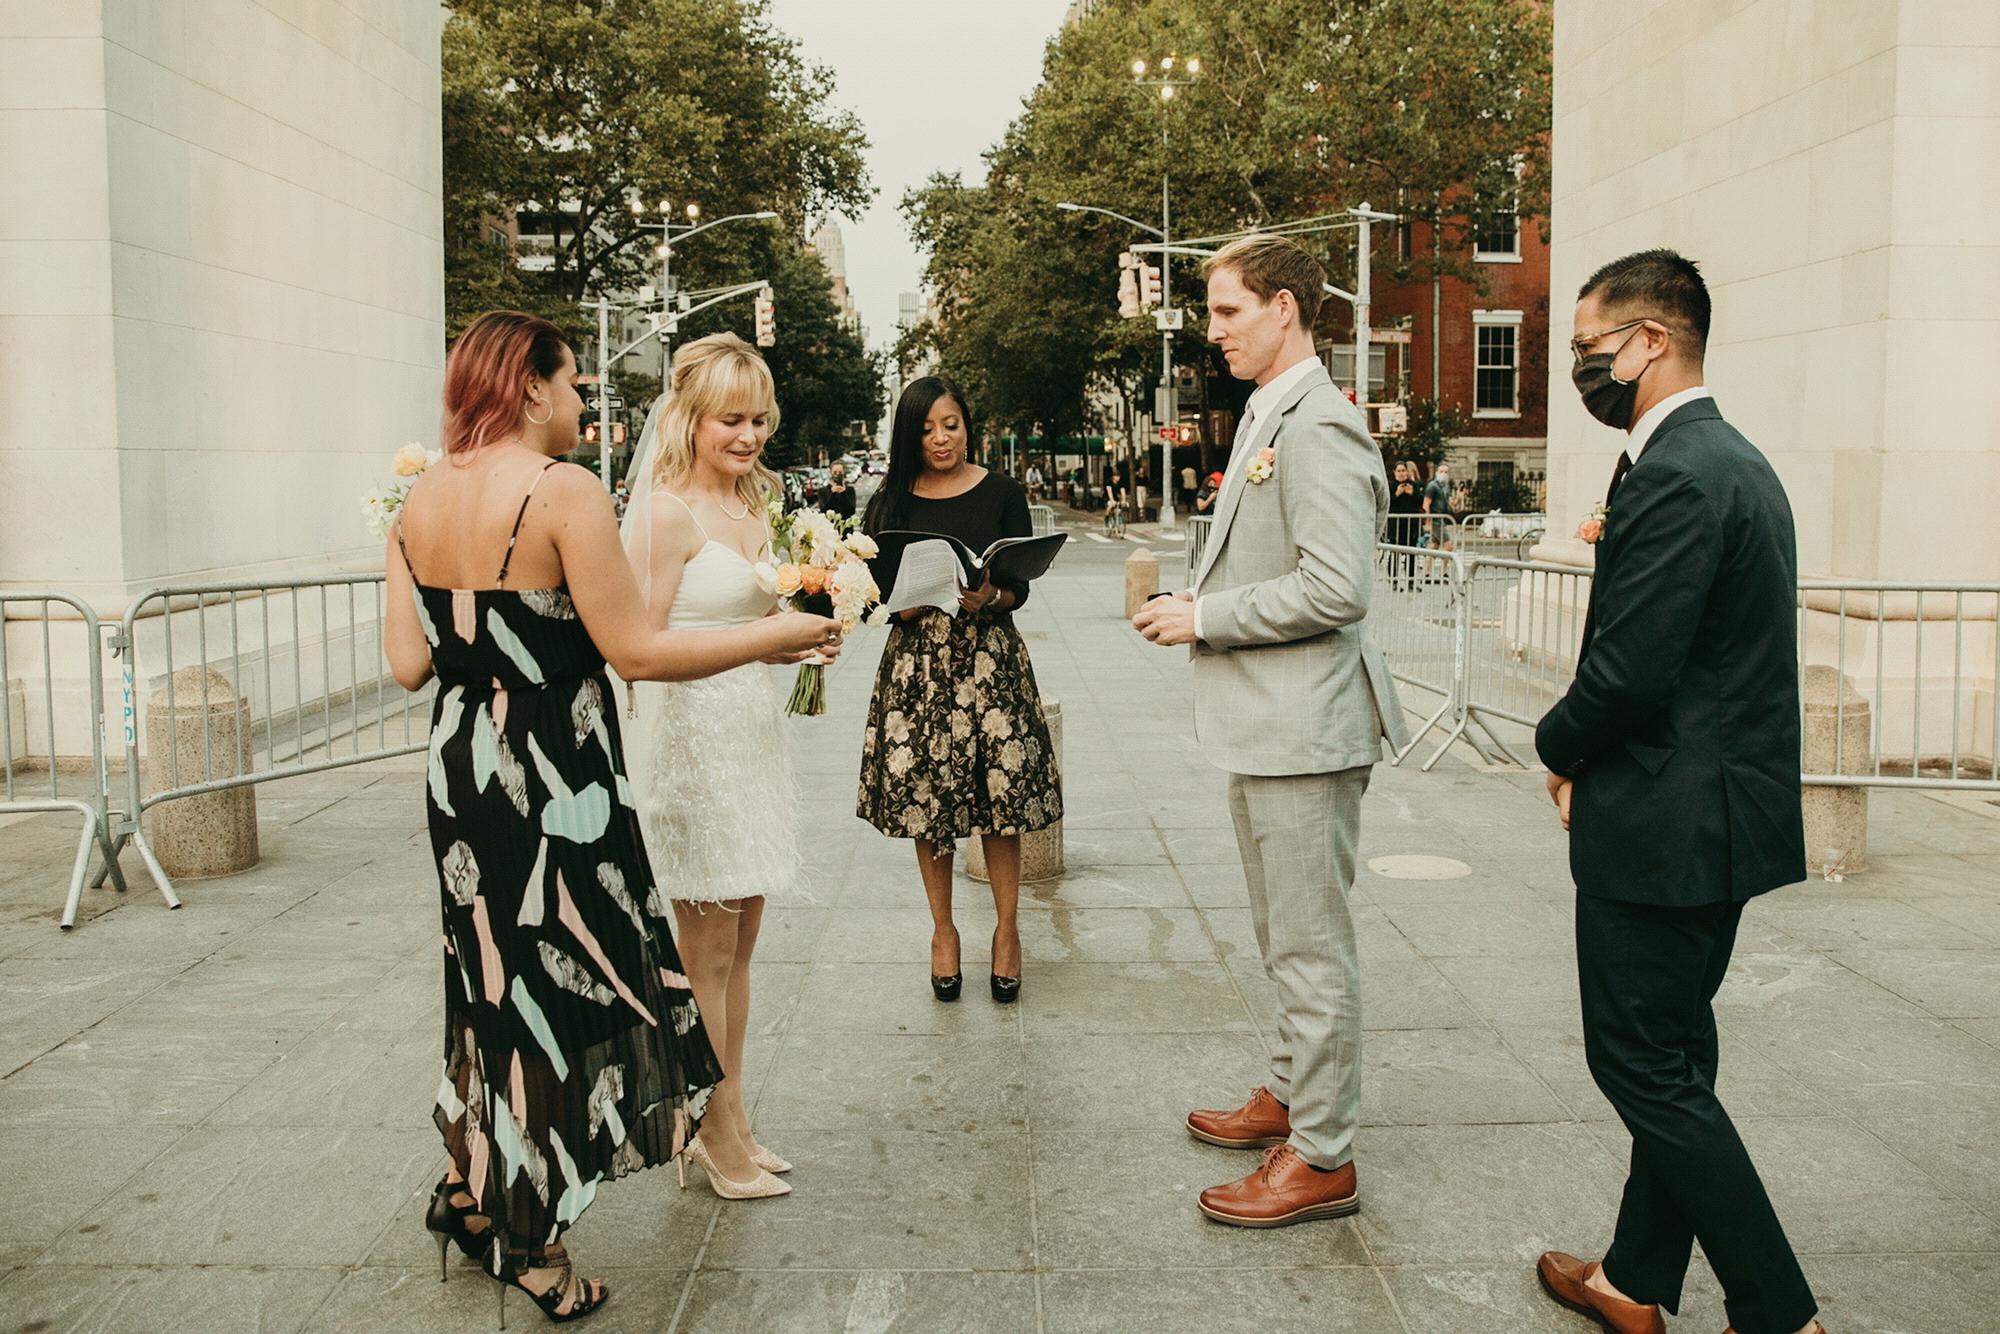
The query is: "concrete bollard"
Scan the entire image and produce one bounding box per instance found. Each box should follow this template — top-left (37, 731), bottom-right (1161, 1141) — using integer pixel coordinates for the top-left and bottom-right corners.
top-left (1124, 546), bottom-right (1159, 619)
top-left (970, 698), bottom-right (1064, 884)
top-left (145, 666), bottom-right (259, 879)
top-left (1801, 665), bottom-right (1869, 876)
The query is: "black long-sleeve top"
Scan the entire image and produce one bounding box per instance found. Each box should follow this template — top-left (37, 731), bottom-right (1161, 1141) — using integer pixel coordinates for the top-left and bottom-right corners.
top-left (875, 469), bottom-right (1035, 611)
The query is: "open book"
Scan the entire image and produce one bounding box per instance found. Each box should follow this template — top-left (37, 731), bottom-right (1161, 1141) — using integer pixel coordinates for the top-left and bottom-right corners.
top-left (872, 530), bottom-right (1068, 616)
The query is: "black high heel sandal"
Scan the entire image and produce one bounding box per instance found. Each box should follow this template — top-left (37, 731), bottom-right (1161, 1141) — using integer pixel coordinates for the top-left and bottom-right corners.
top-left (990, 974), bottom-right (1021, 1004)
top-left (497, 1245), bottom-right (608, 1327)
top-left (425, 1176), bottom-right (494, 1280)
top-left (931, 929), bottom-right (962, 1002)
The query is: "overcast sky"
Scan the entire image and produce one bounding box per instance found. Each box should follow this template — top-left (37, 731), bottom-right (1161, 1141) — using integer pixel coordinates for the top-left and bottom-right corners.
top-left (766, 0), bottom-right (1071, 352)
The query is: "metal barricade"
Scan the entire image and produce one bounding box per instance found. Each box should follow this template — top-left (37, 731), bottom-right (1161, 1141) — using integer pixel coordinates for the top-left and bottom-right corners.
top-left (1, 592), bottom-right (129, 927)
top-left (112, 573), bottom-right (435, 904)
top-left (1370, 545), bottom-right (1496, 769)
top-left (1375, 549), bottom-right (2000, 793)
top-left (1796, 580), bottom-right (1999, 790)
top-left (1453, 512), bottom-right (1547, 561)
top-left (1460, 555), bottom-right (1592, 761)
top-left (1185, 514), bottom-right (1212, 582)
top-left (1029, 504), bottom-right (1058, 538)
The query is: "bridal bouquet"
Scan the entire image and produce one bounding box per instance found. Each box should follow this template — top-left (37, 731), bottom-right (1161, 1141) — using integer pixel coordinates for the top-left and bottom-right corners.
top-left (361, 442), bottom-right (441, 539)
top-left (756, 501), bottom-right (886, 716)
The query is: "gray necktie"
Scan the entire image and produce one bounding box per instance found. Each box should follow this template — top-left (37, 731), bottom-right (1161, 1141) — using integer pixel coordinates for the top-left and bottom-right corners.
top-left (1229, 405), bottom-right (1256, 478)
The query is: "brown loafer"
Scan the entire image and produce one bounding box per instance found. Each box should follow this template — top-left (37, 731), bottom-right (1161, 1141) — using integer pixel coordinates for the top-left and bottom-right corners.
top-left (1197, 1145), bottom-right (1358, 1228)
top-left (1535, 1253), bottom-right (1664, 1334)
top-left (1724, 1327), bottom-right (1825, 1334)
top-left (1187, 1085), bottom-right (1290, 1149)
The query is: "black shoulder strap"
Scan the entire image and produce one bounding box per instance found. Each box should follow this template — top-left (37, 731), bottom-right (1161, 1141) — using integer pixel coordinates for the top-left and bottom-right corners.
top-left (496, 461), bottom-right (561, 586)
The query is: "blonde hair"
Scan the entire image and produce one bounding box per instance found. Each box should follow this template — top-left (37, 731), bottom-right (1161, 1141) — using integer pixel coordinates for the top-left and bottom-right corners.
top-left (652, 333), bottom-right (782, 512)
top-left (1203, 234), bottom-right (1326, 329)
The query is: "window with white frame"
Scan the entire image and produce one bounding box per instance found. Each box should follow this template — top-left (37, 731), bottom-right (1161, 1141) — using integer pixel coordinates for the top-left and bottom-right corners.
top-left (1473, 310), bottom-right (1521, 417)
top-left (1474, 157), bottom-right (1524, 261)
top-left (1474, 209), bottom-right (1519, 260)
top-left (1325, 344), bottom-right (1387, 400)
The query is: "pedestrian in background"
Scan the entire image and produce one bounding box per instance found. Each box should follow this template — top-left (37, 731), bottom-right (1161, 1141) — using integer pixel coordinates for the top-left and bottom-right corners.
top-left (824, 461), bottom-right (857, 520)
top-left (1387, 461), bottom-right (1424, 589)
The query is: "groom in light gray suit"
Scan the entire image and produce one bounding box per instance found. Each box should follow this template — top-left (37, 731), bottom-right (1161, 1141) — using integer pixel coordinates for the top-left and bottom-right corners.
top-left (1134, 235), bottom-right (1407, 1228)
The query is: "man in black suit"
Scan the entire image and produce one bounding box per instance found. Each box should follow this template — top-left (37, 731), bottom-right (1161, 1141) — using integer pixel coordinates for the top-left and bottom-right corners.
top-left (1532, 250), bottom-right (1824, 1334)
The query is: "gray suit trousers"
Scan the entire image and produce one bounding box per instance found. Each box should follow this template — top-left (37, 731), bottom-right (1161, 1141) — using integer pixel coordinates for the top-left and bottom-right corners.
top-left (1227, 765), bottom-right (1370, 1170)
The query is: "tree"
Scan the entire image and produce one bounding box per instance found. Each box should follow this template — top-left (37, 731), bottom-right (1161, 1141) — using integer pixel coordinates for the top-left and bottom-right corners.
top-left (902, 0), bottom-right (1551, 435)
top-left (442, 0), bottom-right (873, 337)
top-left (659, 240), bottom-right (882, 468)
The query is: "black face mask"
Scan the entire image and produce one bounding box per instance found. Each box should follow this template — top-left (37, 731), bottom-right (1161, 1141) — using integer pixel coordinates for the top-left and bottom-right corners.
top-left (1571, 329), bottom-right (1646, 430)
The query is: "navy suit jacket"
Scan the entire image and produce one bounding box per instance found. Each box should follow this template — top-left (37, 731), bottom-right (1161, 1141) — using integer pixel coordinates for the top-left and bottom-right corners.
top-left (1536, 399), bottom-right (1807, 905)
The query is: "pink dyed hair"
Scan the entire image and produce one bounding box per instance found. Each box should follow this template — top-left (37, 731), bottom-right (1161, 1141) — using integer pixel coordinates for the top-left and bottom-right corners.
top-left (441, 311), bottom-right (571, 455)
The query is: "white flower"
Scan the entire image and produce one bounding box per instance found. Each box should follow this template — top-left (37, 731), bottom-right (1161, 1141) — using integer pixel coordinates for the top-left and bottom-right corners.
top-left (843, 532), bottom-right (879, 560)
top-left (865, 605), bottom-right (890, 627)
top-left (393, 442), bottom-right (431, 477)
top-left (752, 561), bottom-right (780, 595)
top-left (796, 510), bottom-right (843, 567)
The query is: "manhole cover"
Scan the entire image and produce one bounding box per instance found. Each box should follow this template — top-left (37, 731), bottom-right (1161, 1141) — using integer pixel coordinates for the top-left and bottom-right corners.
top-left (1367, 854), bottom-right (1472, 881)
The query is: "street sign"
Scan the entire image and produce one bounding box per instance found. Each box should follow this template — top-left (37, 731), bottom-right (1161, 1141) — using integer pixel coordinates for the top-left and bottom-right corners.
top-left (1377, 403), bottom-right (1409, 433)
top-left (1374, 328), bottom-right (1412, 345)
top-left (1158, 426), bottom-right (1174, 441)
top-left (1153, 385), bottom-right (1177, 421)
top-left (1154, 307), bottom-right (1184, 331)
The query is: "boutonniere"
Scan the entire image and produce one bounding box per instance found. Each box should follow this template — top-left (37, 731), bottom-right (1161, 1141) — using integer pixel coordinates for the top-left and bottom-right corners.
top-left (1576, 502), bottom-right (1608, 544)
top-left (1246, 446), bottom-right (1277, 486)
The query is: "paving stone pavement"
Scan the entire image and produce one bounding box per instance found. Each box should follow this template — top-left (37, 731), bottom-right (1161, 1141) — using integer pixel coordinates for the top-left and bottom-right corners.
top-left (2, 562), bottom-right (1998, 1333)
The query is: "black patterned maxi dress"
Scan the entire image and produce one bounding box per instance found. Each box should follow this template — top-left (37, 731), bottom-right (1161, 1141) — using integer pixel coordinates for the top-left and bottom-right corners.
top-left (404, 532), bottom-right (722, 1264)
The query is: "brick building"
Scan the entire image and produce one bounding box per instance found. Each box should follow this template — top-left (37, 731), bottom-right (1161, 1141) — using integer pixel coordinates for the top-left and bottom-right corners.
top-left (1339, 212), bottom-right (1552, 511)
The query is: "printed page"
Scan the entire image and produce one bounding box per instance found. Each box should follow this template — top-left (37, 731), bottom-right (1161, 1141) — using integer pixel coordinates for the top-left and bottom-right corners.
top-left (880, 538), bottom-right (965, 616)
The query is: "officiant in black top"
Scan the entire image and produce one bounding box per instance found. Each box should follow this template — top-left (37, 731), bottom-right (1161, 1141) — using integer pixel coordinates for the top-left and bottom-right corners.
top-left (1531, 249), bottom-right (1821, 1334)
top-left (856, 375), bottom-right (1062, 1008)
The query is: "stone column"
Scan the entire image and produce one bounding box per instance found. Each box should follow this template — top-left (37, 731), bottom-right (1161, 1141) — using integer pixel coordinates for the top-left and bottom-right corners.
top-left (144, 667), bottom-right (258, 878)
top-left (969, 698), bottom-right (1064, 884)
top-left (1801, 665), bottom-right (1871, 877)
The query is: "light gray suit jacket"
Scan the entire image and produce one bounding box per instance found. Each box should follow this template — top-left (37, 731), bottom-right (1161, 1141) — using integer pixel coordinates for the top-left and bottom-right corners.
top-left (1192, 363), bottom-right (1410, 776)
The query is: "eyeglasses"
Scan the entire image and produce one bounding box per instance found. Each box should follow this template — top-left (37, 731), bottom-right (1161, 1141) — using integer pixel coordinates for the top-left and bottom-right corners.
top-left (1569, 317), bottom-right (1663, 365)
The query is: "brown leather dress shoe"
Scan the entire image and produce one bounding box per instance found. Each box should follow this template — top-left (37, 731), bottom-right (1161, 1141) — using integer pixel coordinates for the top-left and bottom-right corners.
top-left (1197, 1145), bottom-right (1358, 1228)
top-left (1535, 1252), bottom-right (1665, 1334)
top-left (1186, 1085), bottom-right (1290, 1149)
top-left (1723, 1326), bottom-right (1825, 1334)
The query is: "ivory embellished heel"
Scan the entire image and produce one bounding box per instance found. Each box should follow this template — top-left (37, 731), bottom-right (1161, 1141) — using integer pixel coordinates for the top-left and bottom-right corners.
top-left (683, 1135), bottom-right (791, 1199)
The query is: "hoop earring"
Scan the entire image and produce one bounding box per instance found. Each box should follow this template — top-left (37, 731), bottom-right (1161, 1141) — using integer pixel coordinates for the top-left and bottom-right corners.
top-left (524, 400), bottom-right (553, 426)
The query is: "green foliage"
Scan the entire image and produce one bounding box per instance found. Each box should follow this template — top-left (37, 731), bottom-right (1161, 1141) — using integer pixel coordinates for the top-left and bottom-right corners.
top-left (441, 0), bottom-right (873, 330)
top-left (1381, 396), bottom-right (1467, 472)
top-left (664, 243), bottom-right (881, 467)
top-left (903, 0), bottom-right (1551, 431)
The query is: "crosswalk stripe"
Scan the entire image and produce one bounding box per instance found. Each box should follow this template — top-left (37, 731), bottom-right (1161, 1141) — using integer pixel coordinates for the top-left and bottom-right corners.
top-left (1084, 532), bottom-right (1113, 544)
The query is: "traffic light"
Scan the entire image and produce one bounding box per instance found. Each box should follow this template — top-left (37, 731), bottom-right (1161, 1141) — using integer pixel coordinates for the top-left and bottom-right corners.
top-left (584, 422), bottom-right (600, 445)
top-left (1118, 251), bottom-right (1141, 319)
top-left (1177, 424), bottom-right (1195, 445)
top-left (1138, 262), bottom-right (1161, 309)
top-left (754, 291), bottom-right (776, 347)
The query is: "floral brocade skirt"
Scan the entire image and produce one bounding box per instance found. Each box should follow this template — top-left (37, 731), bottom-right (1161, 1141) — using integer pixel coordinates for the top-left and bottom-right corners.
top-left (857, 611), bottom-right (1062, 840)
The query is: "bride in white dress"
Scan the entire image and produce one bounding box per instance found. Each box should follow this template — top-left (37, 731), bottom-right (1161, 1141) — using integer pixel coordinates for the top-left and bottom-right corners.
top-left (622, 333), bottom-right (837, 1199)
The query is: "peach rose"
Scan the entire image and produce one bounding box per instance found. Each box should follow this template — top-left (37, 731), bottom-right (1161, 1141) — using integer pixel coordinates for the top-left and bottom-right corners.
top-left (774, 563), bottom-right (803, 597)
top-left (797, 565), bottom-right (829, 596)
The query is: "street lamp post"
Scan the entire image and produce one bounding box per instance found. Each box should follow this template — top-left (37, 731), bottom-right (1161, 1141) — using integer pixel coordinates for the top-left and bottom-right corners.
top-left (1129, 54), bottom-right (1200, 530)
top-left (627, 199), bottom-right (780, 368)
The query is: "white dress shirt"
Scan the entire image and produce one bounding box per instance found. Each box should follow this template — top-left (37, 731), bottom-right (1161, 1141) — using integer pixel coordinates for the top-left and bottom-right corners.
top-left (1629, 385), bottom-right (1712, 458)
top-left (1193, 352), bottom-right (1326, 639)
